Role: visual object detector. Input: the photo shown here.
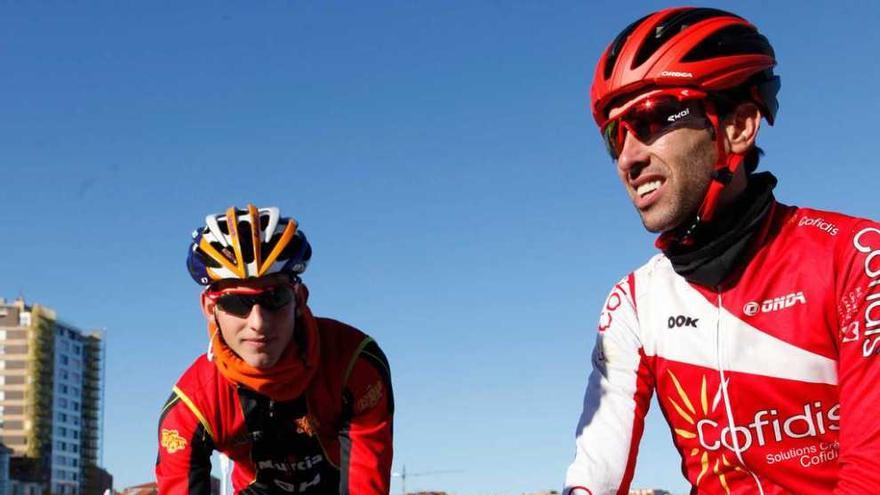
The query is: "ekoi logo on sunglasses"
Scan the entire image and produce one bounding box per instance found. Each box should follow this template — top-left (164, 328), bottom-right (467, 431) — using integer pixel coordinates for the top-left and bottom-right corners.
top-left (667, 108), bottom-right (691, 123)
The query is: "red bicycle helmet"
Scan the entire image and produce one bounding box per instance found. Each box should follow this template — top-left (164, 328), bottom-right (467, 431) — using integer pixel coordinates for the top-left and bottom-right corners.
top-left (591, 7), bottom-right (779, 127)
top-left (590, 7), bottom-right (781, 246)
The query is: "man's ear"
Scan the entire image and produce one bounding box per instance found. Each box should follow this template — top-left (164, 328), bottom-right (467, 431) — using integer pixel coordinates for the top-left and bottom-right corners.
top-left (200, 291), bottom-right (216, 319)
top-left (724, 101), bottom-right (762, 155)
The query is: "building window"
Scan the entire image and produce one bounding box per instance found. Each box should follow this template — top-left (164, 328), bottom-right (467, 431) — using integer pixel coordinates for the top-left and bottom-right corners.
top-left (5, 375), bottom-right (25, 385)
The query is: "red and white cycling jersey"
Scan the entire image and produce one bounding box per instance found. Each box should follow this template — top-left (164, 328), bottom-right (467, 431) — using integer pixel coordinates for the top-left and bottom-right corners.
top-left (565, 202), bottom-right (880, 495)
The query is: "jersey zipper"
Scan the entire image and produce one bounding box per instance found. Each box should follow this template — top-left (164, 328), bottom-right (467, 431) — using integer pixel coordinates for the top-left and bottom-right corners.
top-left (715, 288), bottom-right (765, 495)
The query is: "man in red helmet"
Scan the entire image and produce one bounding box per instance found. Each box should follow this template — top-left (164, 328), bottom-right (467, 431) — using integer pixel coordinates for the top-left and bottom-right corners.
top-left (564, 7), bottom-right (880, 495)
top-left (156, 205), bottom-right (393, 494)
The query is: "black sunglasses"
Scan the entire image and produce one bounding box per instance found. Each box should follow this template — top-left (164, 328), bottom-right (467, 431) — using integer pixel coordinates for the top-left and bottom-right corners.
top-left (208, 284), bottom-right (295, 317)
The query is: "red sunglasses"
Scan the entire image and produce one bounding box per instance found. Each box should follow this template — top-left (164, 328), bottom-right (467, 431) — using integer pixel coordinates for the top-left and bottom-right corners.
top-left (601, 88), bottom-right (712, 160)
top-left (205, 283), bottom-right (295, 317)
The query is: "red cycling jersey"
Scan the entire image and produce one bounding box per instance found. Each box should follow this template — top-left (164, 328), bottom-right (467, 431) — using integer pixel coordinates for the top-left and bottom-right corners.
top-left (156, 316), bottom-right (393, 495)
top-left (565, 202), bottom-right (880, 494)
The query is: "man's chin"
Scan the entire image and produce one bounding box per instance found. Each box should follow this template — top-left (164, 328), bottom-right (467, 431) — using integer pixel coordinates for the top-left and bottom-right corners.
top-left (243, 354), bottom-right (279, 369)
top-left (642, 222), bottom-right (665, 234)
top-left (638, 207), bottom-right (689, 234)
top-left (638, 212), bottom-right (671, 233)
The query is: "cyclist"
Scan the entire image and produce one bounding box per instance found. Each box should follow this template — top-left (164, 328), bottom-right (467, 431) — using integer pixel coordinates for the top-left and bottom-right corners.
top-left (564, 7), bottom-right (880, 495)
top-left (156, 204), bottom-right (393, 494)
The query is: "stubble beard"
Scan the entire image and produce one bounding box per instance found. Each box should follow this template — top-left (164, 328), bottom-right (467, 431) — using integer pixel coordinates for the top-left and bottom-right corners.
top-left (638, 141), bottom-right (715, 234)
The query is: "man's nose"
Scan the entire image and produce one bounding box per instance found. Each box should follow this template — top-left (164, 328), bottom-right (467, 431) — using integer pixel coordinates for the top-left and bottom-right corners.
top-left (616, 131), bottom-right (650, 177)
top-left (246, 304), bottom-right (270, 332)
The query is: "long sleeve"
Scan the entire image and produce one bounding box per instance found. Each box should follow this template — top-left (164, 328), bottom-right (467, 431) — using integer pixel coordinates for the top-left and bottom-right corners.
top-left (339, 339), bottom-right (394, 495)
top-left (832, 219), bottom-right (880, 494)
top-left (156, 390), bottom-right (215, 495)
top-left (565, 274), bottom-right (655, 495)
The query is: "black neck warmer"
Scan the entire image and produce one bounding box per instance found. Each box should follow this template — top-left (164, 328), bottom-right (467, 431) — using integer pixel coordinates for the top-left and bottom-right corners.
top-left (663, 172), bottom-right (778, 287)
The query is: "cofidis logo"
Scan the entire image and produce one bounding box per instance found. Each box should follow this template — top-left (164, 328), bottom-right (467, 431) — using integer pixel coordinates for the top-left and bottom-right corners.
top-left (854, 227), bottom-right (880, 356)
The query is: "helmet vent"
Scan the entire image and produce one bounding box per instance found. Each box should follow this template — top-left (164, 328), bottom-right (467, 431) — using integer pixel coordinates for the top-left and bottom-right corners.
top-left (238, 221), bottom-right (255, 264)
top-left (203, 244), bottom-right (225, 267)
top-left (280, 234), bottom-right (311, 266)
top-left (633, 8), bottom-right (735, 68)
top-left (604, 14), bottom-right (649, 80)
top-left (682, 24), bottom-right (775, 62)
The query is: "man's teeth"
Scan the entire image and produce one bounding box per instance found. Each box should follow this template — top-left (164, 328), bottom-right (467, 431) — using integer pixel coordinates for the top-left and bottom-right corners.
top-left (637, 180), bottom-right (663, 197)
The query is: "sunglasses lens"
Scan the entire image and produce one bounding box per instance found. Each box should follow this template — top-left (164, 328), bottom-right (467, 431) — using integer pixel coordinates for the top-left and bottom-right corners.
top-left (602, 96), bottom-right (707, 159)
top-left (630, 97), bottom-right (682, 140)
top-left (216, 285), bottom-right (294, 316)
top-left (261, 286), bottom-right (294, 310)
top-left (216, 294), bottom-right (254, 317)
top-left (602, 119), bottom-right (622, 159)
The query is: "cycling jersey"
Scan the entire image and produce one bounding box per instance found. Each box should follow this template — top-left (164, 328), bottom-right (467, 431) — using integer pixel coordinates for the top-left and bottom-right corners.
top-left (565, 202), bottom-right (880, 494)
top-left (156, 316), bottom-right (393, 495)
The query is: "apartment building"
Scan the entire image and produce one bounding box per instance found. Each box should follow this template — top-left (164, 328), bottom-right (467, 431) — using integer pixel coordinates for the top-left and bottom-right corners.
top-left (0, 298), bottom-right (105, 495)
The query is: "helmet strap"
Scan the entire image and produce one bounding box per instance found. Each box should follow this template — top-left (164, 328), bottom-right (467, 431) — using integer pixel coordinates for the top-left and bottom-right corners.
top-left (208, 307), bottom-right (221, 362)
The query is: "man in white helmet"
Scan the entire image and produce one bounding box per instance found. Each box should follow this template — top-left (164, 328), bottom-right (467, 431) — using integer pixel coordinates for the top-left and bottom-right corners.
top-left (157, 204), bottom-right (393, 494)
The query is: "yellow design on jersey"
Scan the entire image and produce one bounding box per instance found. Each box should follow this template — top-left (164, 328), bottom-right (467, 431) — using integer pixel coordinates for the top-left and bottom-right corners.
top-left (161, 429), bottom-right (187, 454)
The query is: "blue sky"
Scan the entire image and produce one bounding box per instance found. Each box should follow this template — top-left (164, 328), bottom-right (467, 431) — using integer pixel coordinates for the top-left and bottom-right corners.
top-left (1, 2), bottom-right (877, 494)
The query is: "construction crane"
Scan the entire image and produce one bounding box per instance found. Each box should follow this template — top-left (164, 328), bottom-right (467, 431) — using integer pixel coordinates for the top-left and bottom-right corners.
top-left (391, 464), bottom-right (462, 495)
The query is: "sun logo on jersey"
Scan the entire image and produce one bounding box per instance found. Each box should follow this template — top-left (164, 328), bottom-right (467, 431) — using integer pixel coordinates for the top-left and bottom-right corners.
top-left (666, 370), bottom-right (745, 495)
top-left (161, 429), bottom-right (187, 454)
